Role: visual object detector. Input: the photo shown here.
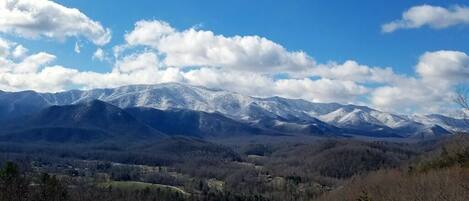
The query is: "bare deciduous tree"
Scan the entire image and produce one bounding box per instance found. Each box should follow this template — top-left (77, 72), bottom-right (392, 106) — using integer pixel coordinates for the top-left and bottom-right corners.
top-left (454, 88), bottom-right (469, 126)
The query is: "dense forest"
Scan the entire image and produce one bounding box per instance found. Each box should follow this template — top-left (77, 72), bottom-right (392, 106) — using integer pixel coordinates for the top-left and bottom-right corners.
top-left (1, 134), bottom-right (468, 201)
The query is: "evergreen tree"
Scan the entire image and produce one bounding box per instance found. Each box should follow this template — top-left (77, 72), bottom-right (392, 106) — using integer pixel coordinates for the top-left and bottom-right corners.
top-left (34, 173), bottom-right (68, 201)
top-left (0, 162), bottom-right (29, 201)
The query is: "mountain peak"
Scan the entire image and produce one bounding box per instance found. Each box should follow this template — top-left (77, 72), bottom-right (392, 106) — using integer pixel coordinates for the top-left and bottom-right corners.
top-left (0, 83), bottom-right (467, 138)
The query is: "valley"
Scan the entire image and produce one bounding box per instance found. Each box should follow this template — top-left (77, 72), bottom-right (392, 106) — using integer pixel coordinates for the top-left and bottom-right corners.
top-left (1, 1), bottom-right (469, 200)
top-left (0, 83), bottom-right (468, 201)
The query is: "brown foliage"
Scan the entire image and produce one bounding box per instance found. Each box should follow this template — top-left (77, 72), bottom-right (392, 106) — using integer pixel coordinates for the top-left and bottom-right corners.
top-left (317, 161), bottom-right (469, 201)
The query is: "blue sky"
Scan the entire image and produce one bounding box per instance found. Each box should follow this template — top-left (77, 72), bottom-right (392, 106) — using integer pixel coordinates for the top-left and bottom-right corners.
top-left (45, 0), bottom-right (469, 75)
top-left (0, 0), bottom-right (468, 114)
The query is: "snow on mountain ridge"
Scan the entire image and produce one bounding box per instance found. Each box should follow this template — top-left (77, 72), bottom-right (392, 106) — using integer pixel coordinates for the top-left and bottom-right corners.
top-left (410, 114), bottom-right (469, 132)
top-left (1, 82), bottom-right (467, 136)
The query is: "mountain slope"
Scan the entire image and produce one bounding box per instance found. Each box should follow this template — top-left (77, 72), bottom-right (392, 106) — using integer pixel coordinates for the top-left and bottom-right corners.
top-left (0, 90), bottom-right (51, 121)
top-left (125, 107), bottom-right (276, 138)
top-left (0, 100), bottom-right (166, 143)
top-left (411, 114), bottom-right (469, 132)
top-left (0, 83), bottom-right (466, 138)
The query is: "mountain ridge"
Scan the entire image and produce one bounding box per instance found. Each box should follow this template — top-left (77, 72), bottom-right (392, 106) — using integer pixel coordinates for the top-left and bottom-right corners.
top-left (0, 100), bottom-right (167, 143)
top-left (0, 82), bottom-right (467, 138)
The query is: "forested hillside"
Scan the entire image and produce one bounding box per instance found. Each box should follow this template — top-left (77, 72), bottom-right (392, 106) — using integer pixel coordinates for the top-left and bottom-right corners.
top-left (1, 135), bottom-right (468, 201)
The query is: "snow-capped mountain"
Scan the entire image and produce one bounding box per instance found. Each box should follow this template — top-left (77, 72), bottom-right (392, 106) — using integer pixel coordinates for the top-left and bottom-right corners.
top-left (0, 82), bottom-right (467, 138)
top-left (410, 114), bottom-right (469, 133)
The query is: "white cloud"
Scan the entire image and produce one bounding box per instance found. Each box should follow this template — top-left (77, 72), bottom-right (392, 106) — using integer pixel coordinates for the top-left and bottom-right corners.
top-left (308, 51), bottom-right (469, 113)
top-left (370, 50), bottom-right (469, 113)
top-left (74, 42), bottom-right (81, 54)
top-left (0, 40), bottom-right (466, 114)
top-left (0, 43), bottom-right (369, 104)
top-left (0, 37), bottom-right (29, 59)
top-left (92, 48), bottom-right (105, 61)
top-left (0, 45), bottom-right (70, 92)
top-left (383, 5), bottom-right (469, 33)
top-left (313, 60), bottom-right (401, 83)
top-left (1, 16), bottom-right (468, 115)
top-left (124, 20), bottom-right (315, 75)
top-left (14, 52), bottom-right (56, 73)
top-left (184, 68), bottom-right (368, 103)
top-left (416, 50), bottom-right (469, 84)
top-left (115, 52), bottom-right (160, 73)
top-left (0, 65), bottom-right (77, 92)
top-left (0, 37), bottom-right (12, 57)
top-left (371, 79), bottom-right (452, 114)
top-left (0, 0), bottom-right (111, 45)
top-left (273, 78), bottom-right (368, 103)
top-left (12, 44), bottom-right (28, 59)
top-left (0, 51), bottom-right (55, 74)
top-left (125, 20), bottom-right (175, 47)
top-left (0, 20), bottom-right (375, 103)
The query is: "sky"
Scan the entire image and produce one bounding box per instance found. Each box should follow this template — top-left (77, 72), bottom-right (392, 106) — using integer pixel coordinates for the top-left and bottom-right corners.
top-left (0, 0), bottom-right (468, 115)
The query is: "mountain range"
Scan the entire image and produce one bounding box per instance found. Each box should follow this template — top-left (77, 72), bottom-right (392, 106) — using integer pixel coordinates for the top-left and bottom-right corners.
top-left (0, 82), bottom-right (467, 141)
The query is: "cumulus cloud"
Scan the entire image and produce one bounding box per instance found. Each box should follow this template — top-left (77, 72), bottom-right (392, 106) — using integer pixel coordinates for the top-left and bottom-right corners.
top-left (306, 50), bottom-right (469, 113)
top-left (1, 38), bottom-right (467, 114)
top-left (0, 14), bottom-right (468, 114)
top-left (0, 41), bottom-right (370, 104)
top-left (184, 68), bottom-right (368, 103)
top-left (73, 50), bottom-right (367, 103)
top-left (416, 50), bottom-right (469, 84)
top-left (92, 48), bottom-right (105, 61)
top-left (125, 20), bottom-right (175, 47)
top-left (123, 20), bottom-right (315, 74)
top-left (0, 65), bottom-right (77, 92)
top-left (13, 52), bottom-right (56, 73)
top-left (0, 48), bottom-right (69, 92)
top-left (371, 78), bottom-right (452, 114)
top-left (313, 60), bottom-right (401, 84)
top-left (115, 52), bottom-right (160, 73)
top-left (0, 37), bottom-right (29, 59)
top-left (12, 45), bottom-right (28, 59)
top-left (370, 50), bottom-right (469, 113)
top-left (382, 5), bottom-right (469, 33)
top-left (0, 0), bottom-right (111, 45)
top-left (0, 48), bottom-right (55, 74)
top-left (273, 78), bottom-right (368, 103)
top-left (0, 37), bottom-right (11, 57)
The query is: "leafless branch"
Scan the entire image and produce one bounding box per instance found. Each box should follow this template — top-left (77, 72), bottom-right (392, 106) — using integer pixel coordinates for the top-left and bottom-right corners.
top-left (454, 88), bottom-right (469, 126)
